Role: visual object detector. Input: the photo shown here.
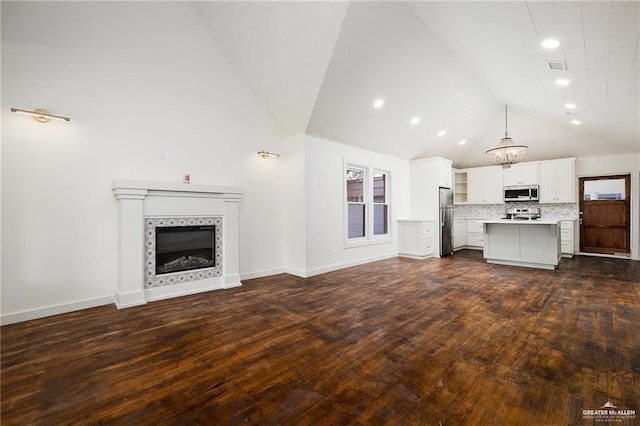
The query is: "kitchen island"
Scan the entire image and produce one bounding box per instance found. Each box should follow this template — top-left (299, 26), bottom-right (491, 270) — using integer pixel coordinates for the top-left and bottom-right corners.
top-left (480, 220), bottom-right (561, 270)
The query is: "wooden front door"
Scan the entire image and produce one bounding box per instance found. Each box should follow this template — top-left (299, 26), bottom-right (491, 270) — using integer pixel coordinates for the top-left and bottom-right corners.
top-left (579, 174), bottom-right (631, 254)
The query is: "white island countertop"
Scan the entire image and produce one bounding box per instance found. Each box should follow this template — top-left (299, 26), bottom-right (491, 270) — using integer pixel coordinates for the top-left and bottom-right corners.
top-left (479, 219), bottom-right (561, 225)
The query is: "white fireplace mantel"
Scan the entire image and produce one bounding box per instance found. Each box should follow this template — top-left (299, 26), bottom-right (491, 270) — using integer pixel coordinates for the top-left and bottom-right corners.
top-left (112, 179), bottom-right (242, 308)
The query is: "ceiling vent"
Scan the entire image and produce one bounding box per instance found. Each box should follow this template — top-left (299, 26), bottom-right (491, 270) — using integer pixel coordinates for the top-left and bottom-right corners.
top-left (566, 110), bottom-right (580, 116)
top-left (547, 60), bottom-right (568, 71)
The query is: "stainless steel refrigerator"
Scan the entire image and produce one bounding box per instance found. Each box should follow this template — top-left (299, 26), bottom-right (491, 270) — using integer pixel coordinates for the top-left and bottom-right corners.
top-left (439, 187), bottom-right (454, 257)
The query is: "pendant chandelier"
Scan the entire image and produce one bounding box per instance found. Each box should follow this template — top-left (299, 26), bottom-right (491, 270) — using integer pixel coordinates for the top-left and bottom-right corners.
top-left (486, 105), bottom-right (528, 169)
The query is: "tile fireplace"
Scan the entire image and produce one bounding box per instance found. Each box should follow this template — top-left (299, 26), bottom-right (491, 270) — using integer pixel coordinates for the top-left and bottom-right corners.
top-left (112, 180), bottom-right (242, 308)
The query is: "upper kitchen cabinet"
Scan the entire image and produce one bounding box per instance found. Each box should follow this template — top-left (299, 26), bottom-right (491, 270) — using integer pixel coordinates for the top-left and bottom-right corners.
top-left (439, 160), bottom-right (453, 189)
top-left (411, 156), bottom-right (452, 189)
top-left (467, 166), bottom-right (504, 204)
top-left (410, 156), bottom-right (453, 220)
top-left (453, 170), bottom-right (468, 204)
top-left (539, 158), bottom-right (576, 203)
top-left (503, 161), bottom-right (539, 186)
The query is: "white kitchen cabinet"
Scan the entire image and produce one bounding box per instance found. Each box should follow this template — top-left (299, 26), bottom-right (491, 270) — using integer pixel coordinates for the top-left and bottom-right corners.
top-left (483, 221), bottom-right (561, 270)
top-left (410, 156), bottom-right (453, 257)
top-left (503, 162), bottom-right (540, 186)
top-left (466, 219), bottom-right (486, 249)
top-left (539, 158), bottom-right (576, 203)
top-left (454, 171), bottom-right (468, 204)
top-left (467, 167), bottom-right (504, 204)
top-left (398, 220), bottom-right (435, 259)
top-left (560, 220), bottom-right (575, 257)
top-left (438, 159), bottom-right (453, 189)
top-left (454, 219), bottom-right (467, 249)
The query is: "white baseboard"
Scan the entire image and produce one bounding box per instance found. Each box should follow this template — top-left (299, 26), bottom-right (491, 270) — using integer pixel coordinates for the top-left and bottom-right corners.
top-left (0, 296), bottom-right (114, 326)
top-left (283, 267), bottom-right (307, 278)
top-left (398, 253), bottom-right (436, 260)
top-left (1, 255), bottom-right (406, 325)
top-left (240, 268), bottom-right (286, 281)
top-left (577, 252), bottom-right (635, 260)
top-left (305, 253), bottom-right (398, 277)
top-left (115, 289), bottom-right (146, 309)
top-left (243, 255), bottom-right (399, 281)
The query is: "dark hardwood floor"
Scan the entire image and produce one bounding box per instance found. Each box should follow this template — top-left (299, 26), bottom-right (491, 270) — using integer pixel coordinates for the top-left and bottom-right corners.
top-left (2, 250), bottom-right (639, 425)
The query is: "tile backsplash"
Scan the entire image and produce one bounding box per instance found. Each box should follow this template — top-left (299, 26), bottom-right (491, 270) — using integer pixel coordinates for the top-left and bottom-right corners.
top-left (455, 202), bottom-right (578, 221)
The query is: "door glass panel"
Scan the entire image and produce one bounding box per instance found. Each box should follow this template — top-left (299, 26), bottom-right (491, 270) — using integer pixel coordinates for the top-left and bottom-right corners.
top-left (583, 178), bottom-right (625, 200)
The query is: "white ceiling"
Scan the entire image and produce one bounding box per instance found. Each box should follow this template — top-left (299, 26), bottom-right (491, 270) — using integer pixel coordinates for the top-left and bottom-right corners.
top-left (194, 1), bottom-right (640, 168)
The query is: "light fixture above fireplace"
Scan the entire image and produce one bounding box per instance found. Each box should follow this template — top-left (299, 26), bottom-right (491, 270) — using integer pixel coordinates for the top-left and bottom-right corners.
top-left (10, 107), bottom-right (70, 122)
top-left (257, 150), bottom-right (280, 158)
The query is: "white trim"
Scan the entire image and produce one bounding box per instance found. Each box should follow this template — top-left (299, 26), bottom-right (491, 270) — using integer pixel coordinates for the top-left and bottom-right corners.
top-left (305, 253), bottom-right (398, 277)
top-left (0, 296), bottom-right (114, 325)
top-left (283, 268), bottom-right (308, 278)
top-left (485, 258), bottom-right (558, 270)
top-left (112, 179), bottom-right (242, 308)
top-left (343, 161), bottom-right (392, 247)
top-left (112, 179), bottom-right (242, 197)
top-left (115, 290), bottom-right (146, 309)
top-left (372, 168), bottom-right (391, 238)
top-left (398, 253), bottom-right (436, 260)
top-left (577, 252), bottom-right (633, 259)
top-left (240, 268), bottom-right (288, 281)
top-left (344, 237), bottom-right (392, 249)
top-left (144, 276), bottom-right (240, 302)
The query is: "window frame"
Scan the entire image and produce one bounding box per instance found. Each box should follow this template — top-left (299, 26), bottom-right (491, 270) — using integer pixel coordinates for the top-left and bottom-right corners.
top-left (343, 161), bottom-right (391, 248)
top-left (372, 170), bottom-right (390, 237)
top-left (345, 166), bottom-right (367, 241)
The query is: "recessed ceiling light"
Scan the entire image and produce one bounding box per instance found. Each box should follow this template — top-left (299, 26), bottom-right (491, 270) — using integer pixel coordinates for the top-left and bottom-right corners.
top-left (555, 78), bottom-right (570, 86)
top-left (438, 130), bottom-right (447, 137)
top-left (458, 140), bottom-right (467, 145)
top-left (564, 103), bottom-right (577, 109)
top-left (570, 120), bottom-right (581, 125)
top-left (410, 117), bottom-right (420, 126)
top-left (373, 99), bottom-right (384, 109)
top-left (541, 39), bottom-right (560, 49)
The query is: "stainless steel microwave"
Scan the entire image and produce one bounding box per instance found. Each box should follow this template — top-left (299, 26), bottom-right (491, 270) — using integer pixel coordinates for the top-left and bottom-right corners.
top-left (504, 185), bottom-right (539, 202)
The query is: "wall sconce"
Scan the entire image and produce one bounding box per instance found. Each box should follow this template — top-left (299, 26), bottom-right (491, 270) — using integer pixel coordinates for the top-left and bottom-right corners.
top-left (10, 107), bottom-right (70, 122)
top-left (257, 150), bottom-right (280, 159)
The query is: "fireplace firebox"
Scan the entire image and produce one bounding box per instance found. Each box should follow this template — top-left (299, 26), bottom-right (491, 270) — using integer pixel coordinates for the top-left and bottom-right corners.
top-left (155, 226), bottom-right (215, 275)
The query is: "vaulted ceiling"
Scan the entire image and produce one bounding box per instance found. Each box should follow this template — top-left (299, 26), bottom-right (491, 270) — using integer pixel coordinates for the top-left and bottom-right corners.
top-left (193, 1), bottom-right (640, 168)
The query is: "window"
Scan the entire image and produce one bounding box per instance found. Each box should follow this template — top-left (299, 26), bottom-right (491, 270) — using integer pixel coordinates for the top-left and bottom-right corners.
top-left (346, 168), bottom-right (366, 238)
top-left (583, 178), bottom-right (626, 200)
top-left (344, 163), bottom-right (390, 245)
top-left (373, 172), bottom-right (388, 235)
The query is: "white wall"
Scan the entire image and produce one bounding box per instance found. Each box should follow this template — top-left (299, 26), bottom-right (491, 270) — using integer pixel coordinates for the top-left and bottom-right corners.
top-left (304, 135), bottom-right (410, 275)
top-left (1, 2), bottom-right (287, 321)
top-left (576, 153), bottom-right (640, 260)
top-left (279, 133), bottom-right (307, 276)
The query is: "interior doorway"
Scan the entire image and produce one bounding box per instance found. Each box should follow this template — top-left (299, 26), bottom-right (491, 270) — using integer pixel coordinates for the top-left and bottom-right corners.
top-left (579, 174), bottom-right (631, 255)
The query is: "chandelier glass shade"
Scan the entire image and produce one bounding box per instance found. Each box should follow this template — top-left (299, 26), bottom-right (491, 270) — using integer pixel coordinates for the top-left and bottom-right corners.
top-left (486, 106), bottom-right (527, 169)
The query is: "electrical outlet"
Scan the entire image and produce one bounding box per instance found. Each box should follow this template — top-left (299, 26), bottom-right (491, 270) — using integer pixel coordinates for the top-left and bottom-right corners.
top-left (160, 151), bottom-right (173, 160)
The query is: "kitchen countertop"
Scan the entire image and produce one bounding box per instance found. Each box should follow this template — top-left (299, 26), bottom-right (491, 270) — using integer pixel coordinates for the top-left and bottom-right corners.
top-left (479, 219), bottom-right (561, 225)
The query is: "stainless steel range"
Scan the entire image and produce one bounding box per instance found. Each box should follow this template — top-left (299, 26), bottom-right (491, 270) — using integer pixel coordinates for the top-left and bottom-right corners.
top-left (504, 206), bottom-right (541, 220)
